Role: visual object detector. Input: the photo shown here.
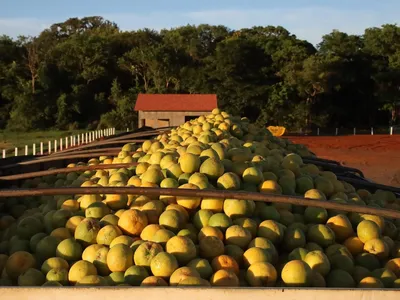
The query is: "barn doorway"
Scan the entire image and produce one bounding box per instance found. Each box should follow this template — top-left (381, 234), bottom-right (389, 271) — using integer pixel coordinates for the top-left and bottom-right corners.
top-left (185, 116), bottom-right (200, 122)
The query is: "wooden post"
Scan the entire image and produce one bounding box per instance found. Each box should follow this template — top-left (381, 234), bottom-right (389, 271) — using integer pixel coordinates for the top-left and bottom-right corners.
top-left (25, 145), bottom-right (28, 156)
top-left (60, 138), bottom-right (63, 151)
top-left (15, 148), bottom-right (18, 156)
top-left (70, 136), bottom-right (73, 146)
top-left (335, 128), bottom-right (338, 136)
top-left (65, 137), bottom-right (68, 149)
top-left (48, 141), bottom-right (51, 154)
top-left (89, 133), bottom-right (92, 143)
top-left (73, 136), bottom-right (76, 146)
top-left (390, 126), bottom-right (393, 135)
top-left (2, 149), bottom-right (5, 158)
top-left (77, 135), bottom-right (80, 145)
top-left (54, 140), bottom-right (57, 153)
top-left (317, 128), bottom-right (320, 136)
top-left (33, 144), bottom-right (36, 156)
top-left (40, 142), bottom-right (43, 155)
top-left (353, 128), bottom-right (356, 135)
top-left (371, 127), bottom-right (374, 135)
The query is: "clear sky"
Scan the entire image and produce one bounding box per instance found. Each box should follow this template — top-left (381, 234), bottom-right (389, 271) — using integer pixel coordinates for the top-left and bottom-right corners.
top-left (0, 0), bottom-right (399, 45)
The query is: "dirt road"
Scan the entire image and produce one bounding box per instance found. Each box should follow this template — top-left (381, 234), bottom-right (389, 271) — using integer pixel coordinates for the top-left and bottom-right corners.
top-left (288, 135), bottom-right (400, 187)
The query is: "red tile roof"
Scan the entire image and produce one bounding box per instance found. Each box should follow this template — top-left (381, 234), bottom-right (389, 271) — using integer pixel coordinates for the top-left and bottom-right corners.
top-left (134, 94), bottom-right (218, 111)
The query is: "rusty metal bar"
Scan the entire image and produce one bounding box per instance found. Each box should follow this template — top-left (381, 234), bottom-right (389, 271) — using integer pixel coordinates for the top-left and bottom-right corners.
top-left (303, 159), bottom-right (364, 178)
top-left (0, 163), bottom-right (139, 181)
top-left (47, 130), bottom-right (162, 155)
top-left (54, 140), bottom-right (146, 154)
top-left (0, 152), bottom-right (135, 171)
top-left (337, 176), bottom-right (400, 194)
top-left (91, 130), bottom-right (163, 143)
top-left (0, 187), bottom-right (399, 219)
top-left (49, 147), bottom-right (126, 157)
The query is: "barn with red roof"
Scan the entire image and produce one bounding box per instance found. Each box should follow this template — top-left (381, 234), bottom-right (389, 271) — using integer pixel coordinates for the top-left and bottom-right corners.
top-left (134, 94), bottom-right (218, 128)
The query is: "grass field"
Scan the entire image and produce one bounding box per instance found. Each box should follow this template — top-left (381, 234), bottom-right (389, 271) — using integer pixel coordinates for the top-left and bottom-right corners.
top-left (0, 130), bottom-right (87, 153)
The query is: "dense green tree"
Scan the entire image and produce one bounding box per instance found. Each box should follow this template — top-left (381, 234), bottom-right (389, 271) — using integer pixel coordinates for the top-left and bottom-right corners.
top-left (364, 25), bottom-right (400, 125)
top-left (0, 17), bottom-right (399, 131)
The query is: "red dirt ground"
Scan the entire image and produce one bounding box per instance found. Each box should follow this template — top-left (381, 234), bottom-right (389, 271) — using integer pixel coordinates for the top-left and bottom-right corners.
top-left (287, 135), bottom-right (400, 187)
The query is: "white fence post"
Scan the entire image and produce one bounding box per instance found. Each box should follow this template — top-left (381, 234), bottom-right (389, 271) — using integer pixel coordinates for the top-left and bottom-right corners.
top-left (60, 138), bottom-right (63, 151)
top-left (33, 144), bottom-right (36, 156)
top-left (70, 136), bottom-right (73, 147)
top-left (85, 133), bottom-right (88, 143)
top-left (73, 136), bottom-right (76, 146)
top-left (127, 128), bottom-right (129, 132)
top-left (317, 128), bottom-right (320, 136)
top-left (48, 141), bottom-right (51, 154)
top-left (15, 148), bottom-right (18, 156)
top-left (390, 126), bottom-right (393, 135)
top-left (25, 145), bottom-right (28, 156)
top-left (371, 127), bottom-right (374, 135)
top-left (77, 135), bottom-right (80, 145)
top-left (2, 149), bottom-right (5, 158)
top-left (40, 142), bottom-right (43, 155)
top-left (89, 133), bottom-right (92, 143)
top-left (353, 128), bottom-right (356, 135)
top-left (54, 140), bottom-right (57, 153)
top-left (335, 128), bottom-right (338, 136)
top-left (65, 137), bottom-right (68, 149)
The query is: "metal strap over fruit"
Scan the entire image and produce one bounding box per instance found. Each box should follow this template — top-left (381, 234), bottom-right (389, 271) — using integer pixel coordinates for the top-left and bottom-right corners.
top-left (0, 163), bottom-right (139, 181)
top-left (0, 186), bottom-right (399, 219)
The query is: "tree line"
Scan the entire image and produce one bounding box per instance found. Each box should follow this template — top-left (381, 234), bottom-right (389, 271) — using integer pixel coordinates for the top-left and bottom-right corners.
top-left (0, 16), bottom-right (399, 132)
